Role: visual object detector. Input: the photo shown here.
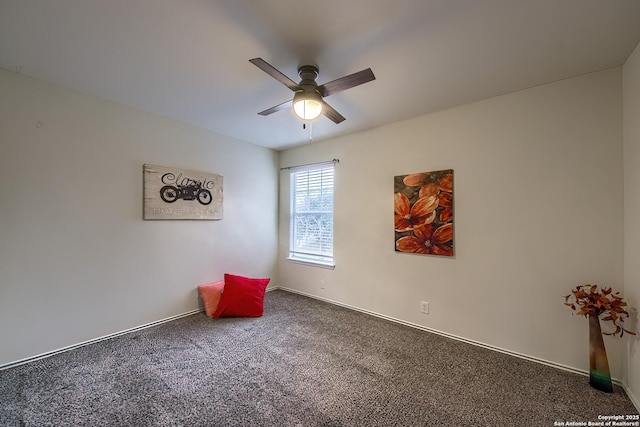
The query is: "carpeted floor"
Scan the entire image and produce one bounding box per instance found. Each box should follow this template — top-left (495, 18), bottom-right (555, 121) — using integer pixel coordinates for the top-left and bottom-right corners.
top-left (0, 289), bottom-right (637, 426)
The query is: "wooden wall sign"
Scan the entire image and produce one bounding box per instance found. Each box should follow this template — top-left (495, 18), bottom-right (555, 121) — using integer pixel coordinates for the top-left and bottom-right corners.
top-left (143, 164), bottom-right (223, 220)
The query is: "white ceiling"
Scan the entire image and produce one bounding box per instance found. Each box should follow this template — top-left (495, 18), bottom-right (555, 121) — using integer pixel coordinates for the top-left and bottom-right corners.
top-left (2, 0), bottom-right (640, 151)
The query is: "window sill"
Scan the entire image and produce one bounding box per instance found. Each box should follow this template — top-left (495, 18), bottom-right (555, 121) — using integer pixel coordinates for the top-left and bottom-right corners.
top-left (286, 257), bottom-right (335, 270)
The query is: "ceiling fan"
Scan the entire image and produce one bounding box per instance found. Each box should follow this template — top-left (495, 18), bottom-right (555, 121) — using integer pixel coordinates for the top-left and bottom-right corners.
top-left (249, 57), bottom-right (375, 123)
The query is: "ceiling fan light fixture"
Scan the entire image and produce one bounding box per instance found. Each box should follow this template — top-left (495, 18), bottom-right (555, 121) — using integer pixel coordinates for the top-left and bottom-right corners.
top-left (293, 91), bottom-right (323, 121)
top-left (250, 58), bottom-right (374, 124)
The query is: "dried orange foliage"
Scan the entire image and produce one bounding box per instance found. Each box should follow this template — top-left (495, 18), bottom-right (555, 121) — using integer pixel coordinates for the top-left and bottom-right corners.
top-left (564, 284), bottom-right (636, 337)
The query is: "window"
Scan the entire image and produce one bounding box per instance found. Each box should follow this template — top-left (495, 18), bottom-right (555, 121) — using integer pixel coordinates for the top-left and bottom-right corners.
top-left (289, 164), bottom-right (334, 267)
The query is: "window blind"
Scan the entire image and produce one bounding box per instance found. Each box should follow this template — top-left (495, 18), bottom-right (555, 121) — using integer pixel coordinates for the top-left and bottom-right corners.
top-left (289, 164), bottom-right (334, 265)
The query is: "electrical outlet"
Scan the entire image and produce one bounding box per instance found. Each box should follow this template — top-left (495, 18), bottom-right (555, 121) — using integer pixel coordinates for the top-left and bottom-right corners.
top-left (420, 301), bottom-right (429, 314)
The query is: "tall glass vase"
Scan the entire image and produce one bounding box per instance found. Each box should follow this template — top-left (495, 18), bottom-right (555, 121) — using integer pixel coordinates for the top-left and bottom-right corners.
top-left (589, 315), bottom-right (613, 393)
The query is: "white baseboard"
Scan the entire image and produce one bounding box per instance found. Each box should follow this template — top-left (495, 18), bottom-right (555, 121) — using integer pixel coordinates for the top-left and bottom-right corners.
top-left (623, 384), bottom-right (640, 413)
top-left (273, 286), bottom-right (640, 413)
top-left (0, 308), bottom-right (203, 371)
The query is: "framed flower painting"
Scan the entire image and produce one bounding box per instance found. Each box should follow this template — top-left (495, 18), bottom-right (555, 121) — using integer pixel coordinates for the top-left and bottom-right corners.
top-left (394, 169), bottom-right (454, 256)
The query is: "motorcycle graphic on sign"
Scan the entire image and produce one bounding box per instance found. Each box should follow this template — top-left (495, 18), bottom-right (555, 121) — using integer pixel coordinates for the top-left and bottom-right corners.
top-left (160, 181), bottom-right (212, 205)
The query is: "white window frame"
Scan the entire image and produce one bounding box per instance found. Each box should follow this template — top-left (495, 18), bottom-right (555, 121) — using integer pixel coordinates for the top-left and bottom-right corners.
top-left (288, 163), bottom-right (335, 269)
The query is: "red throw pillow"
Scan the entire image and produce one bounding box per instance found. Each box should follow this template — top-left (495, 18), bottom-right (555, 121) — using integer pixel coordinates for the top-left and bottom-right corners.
top-left (213, 274), bottom-right (270, 318)
top-left (198, 280), bottom-right (225, 317)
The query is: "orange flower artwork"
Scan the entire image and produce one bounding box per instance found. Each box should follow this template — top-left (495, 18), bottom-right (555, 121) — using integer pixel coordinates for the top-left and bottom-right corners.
top-left (394, 169), bottom-right (454, 256)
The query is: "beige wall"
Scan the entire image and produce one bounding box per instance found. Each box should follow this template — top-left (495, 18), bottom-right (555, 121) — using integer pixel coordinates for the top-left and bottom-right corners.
top-left (279, 69), bottom-right (625, 379)
top-left (623, 41), bottom-right (640, 409)
top-left (0, 69), bottom-right (279, 366)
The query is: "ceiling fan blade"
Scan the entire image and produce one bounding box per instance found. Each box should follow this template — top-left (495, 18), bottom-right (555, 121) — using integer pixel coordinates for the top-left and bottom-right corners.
top-left (249, 58), bottom-right (299, 91)
top-left (258, 99), bottom-right (293, 116)
top-left (318, 68), bottom-right (375, 97)
top-left (321, 101), bottom-right (346, 124)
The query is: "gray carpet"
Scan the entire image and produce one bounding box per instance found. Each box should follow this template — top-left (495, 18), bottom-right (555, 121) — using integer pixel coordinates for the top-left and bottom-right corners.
top-left (0, 289), bottom-right (637, 426)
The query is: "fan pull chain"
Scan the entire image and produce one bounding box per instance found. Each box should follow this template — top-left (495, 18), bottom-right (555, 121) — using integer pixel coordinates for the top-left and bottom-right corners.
top-left (302, 122), bottom-right (313, 143)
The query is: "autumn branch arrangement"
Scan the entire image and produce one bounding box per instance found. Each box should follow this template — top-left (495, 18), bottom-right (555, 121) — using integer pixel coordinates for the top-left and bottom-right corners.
top-left (564, 284), bottom-right (636, 337)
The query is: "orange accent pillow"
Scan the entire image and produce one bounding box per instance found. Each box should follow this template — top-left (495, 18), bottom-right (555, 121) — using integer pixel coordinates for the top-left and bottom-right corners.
top-left (198, 280), bottom-right (225, 317)
top-left (213, 274), bottom-right (270, 318)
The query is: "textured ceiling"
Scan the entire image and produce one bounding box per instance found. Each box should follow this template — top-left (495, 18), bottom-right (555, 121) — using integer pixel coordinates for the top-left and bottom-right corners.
top-left (2, 0), bottom-right (640, 150)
